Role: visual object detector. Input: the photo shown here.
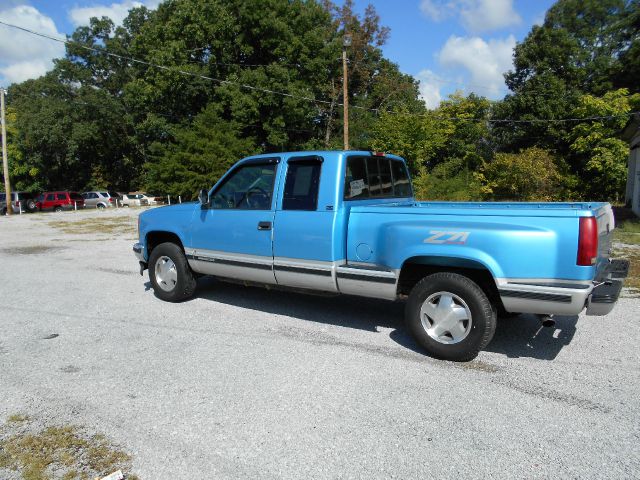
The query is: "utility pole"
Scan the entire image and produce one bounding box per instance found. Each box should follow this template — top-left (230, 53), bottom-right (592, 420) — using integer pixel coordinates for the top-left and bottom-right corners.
top-left (342, 33), bottom-right (351, 151)
top-left (1, 87), bottom-right (12, 215)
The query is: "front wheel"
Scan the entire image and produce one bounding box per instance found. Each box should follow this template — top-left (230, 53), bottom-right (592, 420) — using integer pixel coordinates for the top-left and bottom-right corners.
top-left (148, 242), bottom-right (197, 302)
top-left (405, 272), bottom-right (496, 362)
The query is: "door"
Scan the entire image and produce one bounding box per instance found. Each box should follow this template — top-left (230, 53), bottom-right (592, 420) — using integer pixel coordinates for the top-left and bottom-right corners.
top-left (189, 158), bottom-right (280, 284)
top-left (272, 155), bottom-right (338, 292)
top-left (43, 193), bottom-right (56, 211)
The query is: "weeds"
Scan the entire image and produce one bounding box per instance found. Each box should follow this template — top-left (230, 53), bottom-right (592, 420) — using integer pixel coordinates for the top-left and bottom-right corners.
top-left (612, 208), bottom-right (640, 295)
top-left (47, 217), bottom-right (136, 236)
top-left (0, 416), bottom-right (139, 480)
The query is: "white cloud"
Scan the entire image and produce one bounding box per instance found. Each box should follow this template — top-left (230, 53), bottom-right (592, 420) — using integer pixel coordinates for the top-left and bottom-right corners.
top-left (0, 5), bottom-right (65, 85)
top-left (420, 0), bottom-right (521, 33)
top-left (69, 0), bottom-right (161, 27)
top-left (416, 69), bottom-right (442, 109)
top-left (438, 34), bottom-right (515, 97)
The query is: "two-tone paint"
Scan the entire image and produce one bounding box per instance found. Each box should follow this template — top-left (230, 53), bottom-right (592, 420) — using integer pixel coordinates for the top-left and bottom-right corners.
top-left (134, 150), bottom-right (620, 317)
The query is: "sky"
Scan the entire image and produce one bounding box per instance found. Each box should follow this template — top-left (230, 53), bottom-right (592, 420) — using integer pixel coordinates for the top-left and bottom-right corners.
top-left (0, 0), bottom-right (556, 107)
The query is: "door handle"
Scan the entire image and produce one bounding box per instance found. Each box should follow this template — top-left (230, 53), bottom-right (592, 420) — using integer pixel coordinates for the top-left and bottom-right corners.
top-left (257, 221), bottom-right (272, 231)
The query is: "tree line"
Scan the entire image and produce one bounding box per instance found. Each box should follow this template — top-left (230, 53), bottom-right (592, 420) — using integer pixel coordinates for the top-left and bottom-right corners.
top-left (2, 0), bottom-right (639, 202)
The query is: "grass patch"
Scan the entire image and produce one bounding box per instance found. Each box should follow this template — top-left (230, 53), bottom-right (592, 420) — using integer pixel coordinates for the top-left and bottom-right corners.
top-left (0, 416), bottom-right (139, 480)
top-left (612, 209), bottom-right (640, 295)
top-left (613, 207), bottom-right (640, 246)
top-left (0, 246), bottom-right (62, 255)
top-left (48, 217), bottom-right (136, 236)
top-left (614, 248), bottom-right (640, 294)
top-left (7, 414), bottom-right (29, 424)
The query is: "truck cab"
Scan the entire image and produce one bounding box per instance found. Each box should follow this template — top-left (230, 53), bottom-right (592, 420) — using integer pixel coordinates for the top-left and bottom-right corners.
top-left (133, 151), bottom-right (628, 361)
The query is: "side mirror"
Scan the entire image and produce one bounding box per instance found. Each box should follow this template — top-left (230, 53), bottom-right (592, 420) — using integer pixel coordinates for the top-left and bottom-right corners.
top-left (198, 189), bottom-right (210, 208)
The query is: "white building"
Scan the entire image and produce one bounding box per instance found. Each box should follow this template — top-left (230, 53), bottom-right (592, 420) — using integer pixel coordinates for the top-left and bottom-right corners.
top-left (623, 115), bottom-right (640, 217)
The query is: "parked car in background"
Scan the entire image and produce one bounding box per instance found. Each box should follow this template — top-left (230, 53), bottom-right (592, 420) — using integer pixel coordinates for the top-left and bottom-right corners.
top-left (1, 191), bottom-right (38, 214)
top-left (147, 194), bottom-right (167, 205)
top-left (122, 193), bottom-right (150, 207)
top-left (108, 191), bottom-right (122, 207)
top-left (135, 192), bottom-right (161, 205)
top-left (36, 191), bottom-right (85, 212)
top-left (82, 191), bottom-right (120, 209)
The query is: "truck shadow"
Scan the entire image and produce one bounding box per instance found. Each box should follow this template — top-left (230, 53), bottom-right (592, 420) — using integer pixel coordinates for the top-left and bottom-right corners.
top-left (390, 314), bottom-right (579, 361)
top-left (167, 278), bottom-right (579, 361)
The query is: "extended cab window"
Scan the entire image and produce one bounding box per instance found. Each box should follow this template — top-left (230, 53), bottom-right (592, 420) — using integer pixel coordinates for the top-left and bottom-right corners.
top-left (344, 156), bottom-right (412, 200)
top-left (211, 162), bottom-right (277, 210)
top-left (390, 160), bottom-right (412, 197)
top-left (282, 157), bottom-right (322, 211)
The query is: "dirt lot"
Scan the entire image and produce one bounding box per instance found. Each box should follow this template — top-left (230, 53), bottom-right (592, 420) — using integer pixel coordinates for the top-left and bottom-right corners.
top-left (1, 208), bottom-right (639, 479)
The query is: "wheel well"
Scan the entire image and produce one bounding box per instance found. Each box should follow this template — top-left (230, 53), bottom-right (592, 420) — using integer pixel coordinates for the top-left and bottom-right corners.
top-left (146, 231), bottom-right (184, 256)
top-left (397, 257), bottom-right (503, 309)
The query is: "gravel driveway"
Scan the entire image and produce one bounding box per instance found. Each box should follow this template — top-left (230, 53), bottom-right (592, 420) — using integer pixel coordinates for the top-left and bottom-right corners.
top-left (1, 209), bottom-right (639, 479)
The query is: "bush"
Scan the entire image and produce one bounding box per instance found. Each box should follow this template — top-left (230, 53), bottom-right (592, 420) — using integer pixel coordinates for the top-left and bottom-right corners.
top-left (474, 147), bottom-right (566, 201)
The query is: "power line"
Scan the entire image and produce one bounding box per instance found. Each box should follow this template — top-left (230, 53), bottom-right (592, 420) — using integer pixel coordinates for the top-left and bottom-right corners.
top-left (0, 19), bottom-right (638, 125)
top-left (0, 20), bottom-right (340, 108)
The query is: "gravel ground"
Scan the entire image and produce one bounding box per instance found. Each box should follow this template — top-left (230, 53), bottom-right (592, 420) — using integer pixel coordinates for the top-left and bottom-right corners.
top-left (1, 208), bottom-right (639, 479)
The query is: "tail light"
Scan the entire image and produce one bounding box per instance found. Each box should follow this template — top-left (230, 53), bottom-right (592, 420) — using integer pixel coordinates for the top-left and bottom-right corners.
top-left (109, 197), bottom-right (115, 203)
top-left (577, 217), bottom-right (598, 266)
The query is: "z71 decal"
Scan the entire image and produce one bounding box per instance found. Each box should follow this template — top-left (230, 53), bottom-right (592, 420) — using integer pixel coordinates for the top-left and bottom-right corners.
top-left (423, 231), bottom-right (470, 245)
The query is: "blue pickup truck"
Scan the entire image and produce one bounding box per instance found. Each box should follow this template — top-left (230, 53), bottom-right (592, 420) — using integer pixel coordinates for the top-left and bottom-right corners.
top-left (133, 151), bottom-right (628, 361)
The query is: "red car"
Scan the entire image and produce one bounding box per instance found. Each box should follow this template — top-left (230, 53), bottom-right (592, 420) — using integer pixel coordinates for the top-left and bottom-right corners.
top-left (36, 191), bottom-right (85, 212)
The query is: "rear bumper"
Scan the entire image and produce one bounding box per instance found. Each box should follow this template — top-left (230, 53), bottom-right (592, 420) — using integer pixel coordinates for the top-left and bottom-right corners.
top-left (586, 259), bottom-right (629, 316)
top-left (498, 258), bottom-right (630, 317)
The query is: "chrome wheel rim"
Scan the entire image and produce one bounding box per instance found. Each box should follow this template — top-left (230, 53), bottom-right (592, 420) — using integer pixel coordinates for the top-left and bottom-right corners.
top-left (154, 256), bottom-right (178, 292)
top-left (420, 291), bottom-right (472, 344)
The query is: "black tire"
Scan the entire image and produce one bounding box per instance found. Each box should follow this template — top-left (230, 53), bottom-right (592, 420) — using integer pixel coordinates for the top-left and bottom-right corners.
top-left (97, 203), bottom-right (106, 209)
top-left (26, 200), bottom-right (36, 212)
top-left (405, 272), bottom-right (496, 362)
top-left (148, 242), bottom-right (197, 302)
top-left (53, 206), bottom-right (63, 212)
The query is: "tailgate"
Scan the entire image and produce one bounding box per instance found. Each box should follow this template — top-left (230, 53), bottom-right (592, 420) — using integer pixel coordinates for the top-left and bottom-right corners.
top-left (594, 204), bottom-right (615, 277)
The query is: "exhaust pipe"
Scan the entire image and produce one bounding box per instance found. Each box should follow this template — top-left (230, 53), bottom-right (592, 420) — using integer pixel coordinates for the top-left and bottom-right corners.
top-left (538, 314), bottom-right (555, 328)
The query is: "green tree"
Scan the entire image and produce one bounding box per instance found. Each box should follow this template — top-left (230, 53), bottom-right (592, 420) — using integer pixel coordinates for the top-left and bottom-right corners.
top-left (493, 0), bottom-right (637, 154)
top-left (474, 147), bottom-right (566, 201)
top-left (568, 89), bottom-right (640, 200)
top-left (145, 103), bottom-right (257, 198)
top-left (8, 74), bottom-right (138, 192)
top-left (369, 93), bottom-right (491, 200)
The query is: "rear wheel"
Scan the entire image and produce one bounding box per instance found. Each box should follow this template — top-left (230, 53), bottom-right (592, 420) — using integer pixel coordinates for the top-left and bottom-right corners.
top-left (148, 242), bottom-right (196, 302)
top-left (406, 272), bottom-right (496, 361)
top-left (97, 203), bottom-right (106, 209)
top-left (53, 206), bottom-right (63, 213)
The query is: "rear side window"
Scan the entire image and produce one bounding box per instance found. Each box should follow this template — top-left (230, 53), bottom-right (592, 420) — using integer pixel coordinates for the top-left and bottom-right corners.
top-left (344, 157), bottom-right (369, 199)
top-left (56, 193), bottom-right (67, 200)
top-left (46, 194), bottom-right (55, 201)
top-left (0, 193), bottom-right (5, 201)
top-left (390, 160), bottom-right (412, 197)
top-left (344, 156), bottom-right (412, 200)
top-left (283, 157), bottom-right (322, 211)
